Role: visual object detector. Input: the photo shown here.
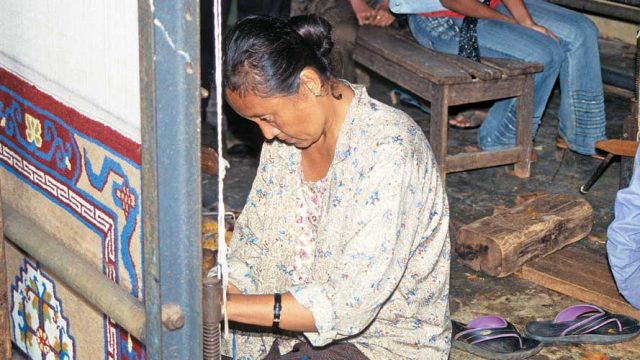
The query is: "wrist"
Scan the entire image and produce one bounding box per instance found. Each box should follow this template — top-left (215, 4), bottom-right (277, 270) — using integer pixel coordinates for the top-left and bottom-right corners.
top-left (517, 17), bottom-right (535, 27)
top-left (272, 293), bottom-right (282, 331)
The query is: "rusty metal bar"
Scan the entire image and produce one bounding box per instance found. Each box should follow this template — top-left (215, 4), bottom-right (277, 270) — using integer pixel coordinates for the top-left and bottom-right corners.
top-left (2, 203), bottom-right (147, 341)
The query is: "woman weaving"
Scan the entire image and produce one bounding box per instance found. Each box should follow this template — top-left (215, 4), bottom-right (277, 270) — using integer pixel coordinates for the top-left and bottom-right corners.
top-left (220, 15), bottom-right (451, 359)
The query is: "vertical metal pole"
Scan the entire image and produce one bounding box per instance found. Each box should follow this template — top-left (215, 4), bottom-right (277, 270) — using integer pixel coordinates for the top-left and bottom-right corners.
top-left (139, 0), bottom-right (162, 357)
top-left (140, 0), bottom-right (203, 359)
top-left (156, 1), bottom-right (203, 359)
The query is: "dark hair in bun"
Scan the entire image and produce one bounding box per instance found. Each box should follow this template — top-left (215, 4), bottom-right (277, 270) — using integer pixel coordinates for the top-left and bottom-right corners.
top-left (223, 15), bottom-right (335, 97)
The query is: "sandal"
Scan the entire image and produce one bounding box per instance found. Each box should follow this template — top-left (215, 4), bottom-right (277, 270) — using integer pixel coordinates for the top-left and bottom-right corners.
top-left (524, 304), bottom-right (640, 345)
top-left (389, 88), bottom-right (431, 114)
top-left (555, 136), bottom-right (606, 160)
top-left (453, 316), bottom-right (543, 359)
top-left (449, 110), bottom-right (487, 129)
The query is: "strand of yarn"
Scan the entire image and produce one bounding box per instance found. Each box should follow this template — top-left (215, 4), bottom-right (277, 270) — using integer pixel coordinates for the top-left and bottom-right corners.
top-left (213, 0), bottom-right (230, 338)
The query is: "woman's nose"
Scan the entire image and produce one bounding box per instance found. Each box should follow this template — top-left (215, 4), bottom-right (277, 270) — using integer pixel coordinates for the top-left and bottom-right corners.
top-left (257, 122), bottom-right (280, 140)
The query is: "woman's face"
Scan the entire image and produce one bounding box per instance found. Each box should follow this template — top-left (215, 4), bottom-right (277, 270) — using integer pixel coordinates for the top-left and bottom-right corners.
top-left (225, 73), bottom-right (329, 150)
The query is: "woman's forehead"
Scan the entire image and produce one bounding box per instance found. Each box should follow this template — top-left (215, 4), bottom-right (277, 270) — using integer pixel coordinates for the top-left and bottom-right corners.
top-left (226, 89), bottom-right (296, 116)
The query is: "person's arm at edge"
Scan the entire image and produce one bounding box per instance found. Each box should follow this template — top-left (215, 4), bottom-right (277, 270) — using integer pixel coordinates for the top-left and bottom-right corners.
top-left (440, 0), bottom-right (516, 23)
top-left (501, 0), bottom-right (559, 40)
top-left (225, 291), bottom-right (318, 332)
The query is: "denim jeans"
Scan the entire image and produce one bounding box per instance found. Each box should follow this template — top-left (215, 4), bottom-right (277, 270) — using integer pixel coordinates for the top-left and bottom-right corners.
top-left (408, 0), bottom-right (606, 155)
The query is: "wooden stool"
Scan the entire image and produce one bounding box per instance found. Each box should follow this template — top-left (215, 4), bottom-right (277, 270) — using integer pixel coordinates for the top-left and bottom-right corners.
top-left (580, 139), bottom-right (639, 194)
top-left (354, 27), bottom-right (543, 181)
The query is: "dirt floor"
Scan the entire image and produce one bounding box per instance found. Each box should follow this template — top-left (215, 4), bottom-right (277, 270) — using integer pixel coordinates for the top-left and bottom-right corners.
top-left (201, 44), bottom-right (639, 359)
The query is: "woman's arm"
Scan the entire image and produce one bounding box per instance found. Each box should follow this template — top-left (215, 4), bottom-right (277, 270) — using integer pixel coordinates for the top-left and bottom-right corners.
top-left (226, 292), bottom-right (318, 332)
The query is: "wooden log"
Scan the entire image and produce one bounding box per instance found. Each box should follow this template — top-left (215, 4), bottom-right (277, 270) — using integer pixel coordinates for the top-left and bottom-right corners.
top-left (455, 193), bottom-right (594, 277)
top-left (201, 145), bottom-right (219, 176)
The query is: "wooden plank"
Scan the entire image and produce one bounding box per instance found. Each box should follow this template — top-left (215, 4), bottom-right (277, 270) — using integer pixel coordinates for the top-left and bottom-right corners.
top-left (388, 28), bottom-right (522, 81)
top-left (595, 139), bottom-right (639, 157)
top-left (521, 246), bottom-right (640, 320)
top-left (436, 53), bottom-right (505, 81)
top-left (446, 147), bottom-right (523, 173)
top-left (0, 187), bottom-right (11, 359)
top-left (456, 194), bottom-right (593, 277)
top-left (548, 0), bottom-right (640, 23)
top-left (353, 46), bottom-right (434, 96)
top-left (356, 27), bottom-right (473, 84)
top-left (481, 58), bottom-right (544, 76)
top-left (447, 76), bottom-right (527, 105)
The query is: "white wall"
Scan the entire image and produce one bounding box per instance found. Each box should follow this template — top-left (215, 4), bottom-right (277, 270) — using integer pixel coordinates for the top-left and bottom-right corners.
top-left (0, 1), bottom-right (141, 142)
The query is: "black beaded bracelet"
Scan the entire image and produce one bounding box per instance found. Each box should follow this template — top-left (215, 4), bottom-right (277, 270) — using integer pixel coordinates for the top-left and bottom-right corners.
top-left (273, 293), bottom-right (282, 331)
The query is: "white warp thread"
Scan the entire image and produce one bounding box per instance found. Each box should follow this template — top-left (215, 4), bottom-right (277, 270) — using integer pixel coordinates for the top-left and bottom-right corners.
top-left (213, 0), bottom-right (230, 338)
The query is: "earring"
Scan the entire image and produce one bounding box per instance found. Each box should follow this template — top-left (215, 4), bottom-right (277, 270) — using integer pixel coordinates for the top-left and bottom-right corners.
top-left (306, 84), bottom-right (322, 97)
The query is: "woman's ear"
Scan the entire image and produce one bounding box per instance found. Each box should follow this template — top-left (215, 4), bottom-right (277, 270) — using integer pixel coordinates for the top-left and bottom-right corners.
top-left (299, 67), bottom-right (323, 97)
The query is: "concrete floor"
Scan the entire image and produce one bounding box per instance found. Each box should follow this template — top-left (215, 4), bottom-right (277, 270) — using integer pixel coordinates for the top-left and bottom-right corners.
top-left (203, 48), bottom-right (639, 358)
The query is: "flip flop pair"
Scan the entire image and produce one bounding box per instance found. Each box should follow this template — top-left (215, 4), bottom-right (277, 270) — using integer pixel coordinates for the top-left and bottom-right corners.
top-left (453, 304), bottom-right (640, 359)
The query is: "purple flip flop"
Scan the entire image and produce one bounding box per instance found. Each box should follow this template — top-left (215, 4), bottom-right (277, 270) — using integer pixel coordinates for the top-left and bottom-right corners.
top-left (452, 315), bottom-right (543, 359)
top-left (524, 304), bottom-right (640, 345)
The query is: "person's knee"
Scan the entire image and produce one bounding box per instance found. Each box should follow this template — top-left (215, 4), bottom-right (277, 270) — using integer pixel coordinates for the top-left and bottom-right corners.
top-left (576, 16), bottom-right (599, 43)
top-left (529, 43), bottom-right (564, 73)
top-left (565, 13), bottom-right (599, 46)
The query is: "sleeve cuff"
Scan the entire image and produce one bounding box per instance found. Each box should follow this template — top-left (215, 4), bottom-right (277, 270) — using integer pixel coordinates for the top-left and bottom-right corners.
top-left (288, 283), bottom-right (337, 346)
top-left (227, 259), bottom-right (257, 294)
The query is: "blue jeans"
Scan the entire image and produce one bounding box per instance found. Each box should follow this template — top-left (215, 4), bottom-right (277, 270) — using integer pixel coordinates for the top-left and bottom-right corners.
top-left (409, 0), bottom-right (606, 155)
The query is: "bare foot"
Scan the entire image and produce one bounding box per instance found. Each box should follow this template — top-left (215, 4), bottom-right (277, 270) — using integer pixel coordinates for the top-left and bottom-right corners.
top-left (449, 110), bottom-right (488, 129)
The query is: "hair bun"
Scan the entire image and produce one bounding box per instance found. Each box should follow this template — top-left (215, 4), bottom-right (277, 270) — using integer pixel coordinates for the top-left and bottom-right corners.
top-left (289, 15), bottom-right (334, 58)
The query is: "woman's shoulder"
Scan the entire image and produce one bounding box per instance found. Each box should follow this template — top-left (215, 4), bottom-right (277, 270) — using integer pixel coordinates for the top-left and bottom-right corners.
top-left (358, 97), bottom-right (426, 149)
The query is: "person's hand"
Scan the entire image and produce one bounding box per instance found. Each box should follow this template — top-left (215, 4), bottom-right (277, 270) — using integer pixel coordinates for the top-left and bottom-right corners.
top-left (527, 23), bottom-right (559, 42)
top-left (370, 3), bottom-right (395, 27)
top-left (350, 0), bottom-right (377, 26)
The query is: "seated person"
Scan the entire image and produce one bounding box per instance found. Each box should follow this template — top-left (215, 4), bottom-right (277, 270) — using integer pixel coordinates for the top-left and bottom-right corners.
top-left (608, 145), bottom-right (640, 309)
top-left (405, 0), bottom-right (606, 157)
top-left (220, 14), bottom-right (451, 359)
top-left (291, 0), bottom-right (396, 82)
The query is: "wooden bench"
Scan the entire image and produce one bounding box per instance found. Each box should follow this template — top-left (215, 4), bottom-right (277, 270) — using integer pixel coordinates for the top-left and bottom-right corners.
top-left (353, 26), bottom-right (543, 181)
top-left (549, 0), bottom-right (640, 24)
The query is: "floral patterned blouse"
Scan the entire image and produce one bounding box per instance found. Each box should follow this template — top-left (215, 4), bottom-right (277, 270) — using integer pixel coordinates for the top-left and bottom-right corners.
top-left (223, 84), bottom-right (451, 359)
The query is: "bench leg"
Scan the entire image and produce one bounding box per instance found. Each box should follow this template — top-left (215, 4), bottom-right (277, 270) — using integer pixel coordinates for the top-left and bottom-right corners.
top-left (430, 86), bottom-right (449, 182)
top-left (514, 75), bottom-right (534, 178)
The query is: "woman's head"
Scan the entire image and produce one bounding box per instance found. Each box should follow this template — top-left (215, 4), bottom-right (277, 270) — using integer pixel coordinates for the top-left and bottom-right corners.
top-left (223, 15), bottom-right (334, 98)
top-left (223, 15), bottom-right (349, 150)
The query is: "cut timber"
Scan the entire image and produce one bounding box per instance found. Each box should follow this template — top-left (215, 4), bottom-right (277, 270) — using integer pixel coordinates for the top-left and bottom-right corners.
top-left (456, 193), bottom-right (593, 277)
top-left (521, 246), bottom-right (640, 320)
